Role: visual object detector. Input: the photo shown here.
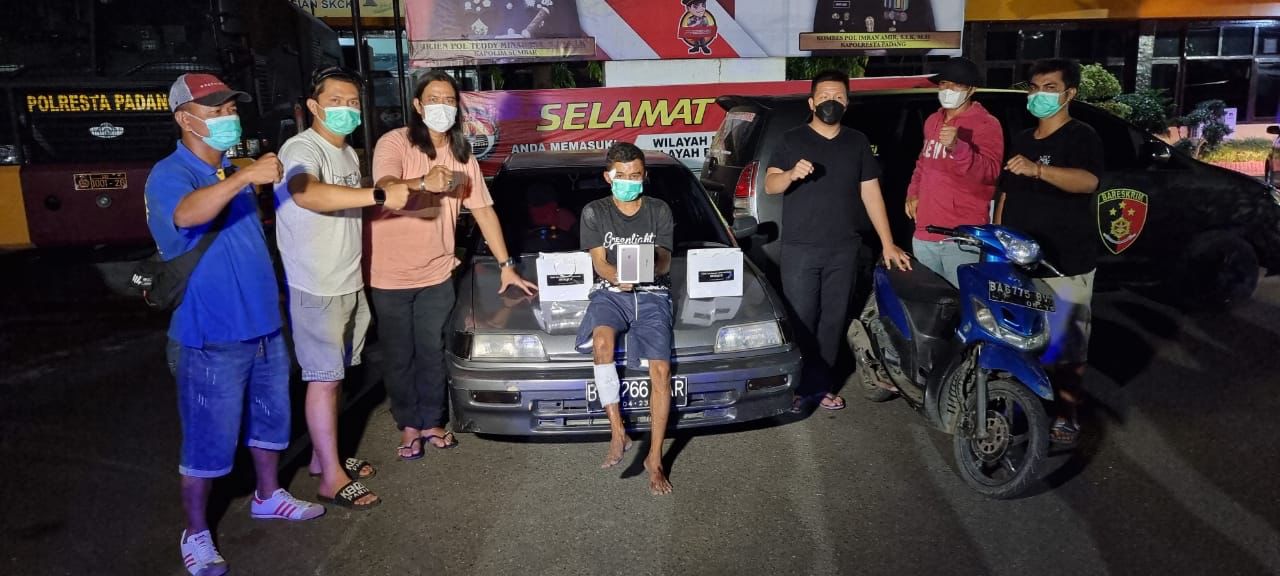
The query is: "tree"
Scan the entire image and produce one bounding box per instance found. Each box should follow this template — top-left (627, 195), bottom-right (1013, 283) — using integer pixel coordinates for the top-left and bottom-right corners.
top-left (1176, 100), bottom-right (1231, 158)
top-left (1114, 89), bottom-right (1173, 134)
top-left (1077, 64), bottom-right (1122, 103)
top-left (786, 56), bottom-right (867, 80)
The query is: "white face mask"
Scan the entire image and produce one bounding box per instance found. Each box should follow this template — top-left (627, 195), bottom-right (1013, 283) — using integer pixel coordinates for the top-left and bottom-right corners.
top-left (422, 103), bottom-right (457, 133)
top-left (939, 88), bottom-right (969, 110)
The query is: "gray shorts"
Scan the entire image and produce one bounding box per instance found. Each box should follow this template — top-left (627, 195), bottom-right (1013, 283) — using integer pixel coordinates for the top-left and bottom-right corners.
top-left (1038, 270), bottom-right (1095, 366)
top-left (287, 287), bottom-right (371, 382)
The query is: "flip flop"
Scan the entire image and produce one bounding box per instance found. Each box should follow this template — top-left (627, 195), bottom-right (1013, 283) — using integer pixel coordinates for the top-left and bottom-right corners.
top-left (423, 432), bottom-right (459, 450)
top-left (309, 458), bottom-right (376, 481)
top-left (1050, 419), bottom-right (1080, 446)
top-left (317, 480), bottom-right (381, 511)
top-left (819, 393), bottom-right (846, 411)
top-left (396, 437), bottom-right (425, 461)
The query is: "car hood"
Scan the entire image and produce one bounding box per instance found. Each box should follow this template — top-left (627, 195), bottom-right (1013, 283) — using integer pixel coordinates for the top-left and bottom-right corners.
top-left (460, 254), bottom-right (781, 360)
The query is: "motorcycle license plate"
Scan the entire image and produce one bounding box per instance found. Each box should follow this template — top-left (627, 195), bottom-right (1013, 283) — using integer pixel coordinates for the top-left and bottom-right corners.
top-left (586, 377), bottom-right (689, 412)
top-left (987, 280), bottom-right (1056, 312)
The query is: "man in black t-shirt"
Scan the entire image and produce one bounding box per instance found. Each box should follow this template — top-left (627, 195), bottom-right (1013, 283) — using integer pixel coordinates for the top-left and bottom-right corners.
top-left (996, 58), bottom-right (1104, 446)
top-left (765, 69), bottom-right (911, 413)
top-left (575, 142), bottom-right (675, 495)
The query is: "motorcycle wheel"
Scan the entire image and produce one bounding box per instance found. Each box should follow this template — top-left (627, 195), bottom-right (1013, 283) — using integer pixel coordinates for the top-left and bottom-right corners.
top-left (951, 378), bottom-right (1049, 499)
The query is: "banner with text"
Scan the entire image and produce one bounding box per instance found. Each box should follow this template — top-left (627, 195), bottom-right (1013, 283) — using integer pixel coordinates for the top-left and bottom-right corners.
top-left (290, 0), bottom-right (398, 18)
top-left (459, 76), bottom-right (934, 176)
top-left (407, 0), bottom-right (965, 67)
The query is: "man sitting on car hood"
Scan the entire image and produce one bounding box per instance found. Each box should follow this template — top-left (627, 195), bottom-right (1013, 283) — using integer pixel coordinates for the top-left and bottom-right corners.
top-left (575, 141), bottom-right (676, 496)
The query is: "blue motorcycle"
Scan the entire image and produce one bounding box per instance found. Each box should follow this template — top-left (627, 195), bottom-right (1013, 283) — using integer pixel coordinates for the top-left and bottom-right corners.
top-left (847, 224), bottom-right (1058, 499)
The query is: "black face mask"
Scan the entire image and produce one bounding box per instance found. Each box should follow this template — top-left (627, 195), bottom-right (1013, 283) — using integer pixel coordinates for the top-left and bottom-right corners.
top-left (814, 100), bottom-right (845, 125)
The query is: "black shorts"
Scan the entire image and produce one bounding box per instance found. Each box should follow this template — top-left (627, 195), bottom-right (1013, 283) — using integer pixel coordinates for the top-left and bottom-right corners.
top-left (575, 289), bottom-right (673, 367)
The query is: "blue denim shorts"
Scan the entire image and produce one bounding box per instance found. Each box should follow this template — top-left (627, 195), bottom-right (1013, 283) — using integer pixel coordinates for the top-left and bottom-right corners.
top-left (166, 332), bottom-right (291, 478)
top-left (575, 289), bottom-right (673, 368)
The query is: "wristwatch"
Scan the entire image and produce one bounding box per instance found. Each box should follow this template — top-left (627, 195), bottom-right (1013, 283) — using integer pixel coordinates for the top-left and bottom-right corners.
top-left (372, 187), bottom-right (386, 205)
top-left (499, 257), bottom-right (517, 269)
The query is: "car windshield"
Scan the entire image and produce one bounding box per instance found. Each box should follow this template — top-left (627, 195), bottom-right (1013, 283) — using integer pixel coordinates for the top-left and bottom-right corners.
top-left (488, 164), bottom-right (731, 256)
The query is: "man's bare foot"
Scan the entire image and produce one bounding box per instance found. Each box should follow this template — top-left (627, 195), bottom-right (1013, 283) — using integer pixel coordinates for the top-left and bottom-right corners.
top-left (644, 456), bottom-right (672, 495)
top-left (601, 434), bottom-right (632, 469)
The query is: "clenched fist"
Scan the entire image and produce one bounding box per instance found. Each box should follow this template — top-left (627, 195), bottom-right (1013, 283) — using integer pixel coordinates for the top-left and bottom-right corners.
top-left (241, 153), bottom-right (283, 185)
top-left (1004, 154), bottom-right (1041, 178)
top-left (939, 125), bottom-right (958, 151)
top-left (788, 159), bottom-right (814, 182)
top-left (422, 165), bottom-right (454, 193)
top-left (382, 182), bottom-right (412, 211)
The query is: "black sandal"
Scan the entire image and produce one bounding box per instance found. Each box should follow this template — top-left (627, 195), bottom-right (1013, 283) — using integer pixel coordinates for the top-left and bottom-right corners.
top-left (341, 458), bottom-right (376, 480)
top-left (309, 457), bottom-right (376, 480)
top-left (317, 480), bottom-right (380, 511)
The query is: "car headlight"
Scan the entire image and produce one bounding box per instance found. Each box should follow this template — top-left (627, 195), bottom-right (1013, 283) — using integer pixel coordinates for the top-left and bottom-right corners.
top-left (715, 321), bottom-right (784, 353)
top-left (970, 298), bottom-right (1049, 352)
top-left (995, 229), bottom-right (1042, 266)
top-left (470, 334), bottom-right (547, 360)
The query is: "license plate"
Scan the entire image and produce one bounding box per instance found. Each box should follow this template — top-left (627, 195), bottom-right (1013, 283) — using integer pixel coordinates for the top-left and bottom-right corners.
top-left (587, 377), bottom-right (688, 412)
top-left (987, 280), bottom-right (1056, 312)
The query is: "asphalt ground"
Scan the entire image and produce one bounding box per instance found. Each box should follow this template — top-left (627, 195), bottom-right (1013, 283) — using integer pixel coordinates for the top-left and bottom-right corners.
top-left (2, 250), bottom-right (1279, 575)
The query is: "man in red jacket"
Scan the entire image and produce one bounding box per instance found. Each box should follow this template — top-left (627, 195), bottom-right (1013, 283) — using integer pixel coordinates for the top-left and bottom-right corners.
top-left (906, 57), bottom-right (1005, 286)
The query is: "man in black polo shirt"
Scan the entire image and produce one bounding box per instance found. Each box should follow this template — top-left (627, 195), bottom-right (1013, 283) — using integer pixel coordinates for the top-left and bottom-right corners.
top-left (765, 68), bottom-right (911, 412)
top-left (996, 58), bottom-right (1104, 446)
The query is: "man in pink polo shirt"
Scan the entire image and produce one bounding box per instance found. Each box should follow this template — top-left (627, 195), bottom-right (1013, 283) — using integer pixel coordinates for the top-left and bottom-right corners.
top-left (905, 57), bottom-right (1005, 286)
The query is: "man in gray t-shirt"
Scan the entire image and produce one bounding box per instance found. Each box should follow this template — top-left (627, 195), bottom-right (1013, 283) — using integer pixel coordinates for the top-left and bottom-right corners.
top-left (574, 142), bottom-right (675, 496)
top-left (273, 67), bottom-right (412, 511)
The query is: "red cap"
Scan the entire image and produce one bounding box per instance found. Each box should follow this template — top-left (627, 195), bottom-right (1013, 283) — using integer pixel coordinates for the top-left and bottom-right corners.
top-left (168, 73), bottom-right (252, 112)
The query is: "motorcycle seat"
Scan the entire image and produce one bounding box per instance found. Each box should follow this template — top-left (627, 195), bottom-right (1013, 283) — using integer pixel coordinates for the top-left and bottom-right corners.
top-left (885, 265), bottom-right (960, 307)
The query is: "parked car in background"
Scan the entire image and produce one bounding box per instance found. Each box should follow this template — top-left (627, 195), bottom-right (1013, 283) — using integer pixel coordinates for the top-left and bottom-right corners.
top-left (703, 88), bottom-right (1280, 308)
top-left (447, 151), bottom-right (800, 436)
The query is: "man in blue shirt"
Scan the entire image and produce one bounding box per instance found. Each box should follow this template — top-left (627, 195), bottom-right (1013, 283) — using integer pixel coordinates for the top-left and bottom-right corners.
top-left (146, 73), bottom-right (323, 576)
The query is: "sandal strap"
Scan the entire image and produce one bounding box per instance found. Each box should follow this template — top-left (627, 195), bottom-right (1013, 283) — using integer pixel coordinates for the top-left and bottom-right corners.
top-left (343, 458), bottom-right (371, 474)
top-left (335, 481), bottom-right (374, 505)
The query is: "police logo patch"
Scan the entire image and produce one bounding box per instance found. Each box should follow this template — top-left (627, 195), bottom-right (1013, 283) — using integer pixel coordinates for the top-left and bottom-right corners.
top-left (1097, 188), bottom-right (1148, 254)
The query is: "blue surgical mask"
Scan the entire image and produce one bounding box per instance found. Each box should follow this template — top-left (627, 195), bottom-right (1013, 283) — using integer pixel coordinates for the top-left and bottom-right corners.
top-left (1027, 91), bottom-right (1065, 119)
top-left (189, 113), bottom-right (242, 151)
top-left (611, 178), bottom-right (643, 202)
top-left (320, 106), bottom-right (361, 136)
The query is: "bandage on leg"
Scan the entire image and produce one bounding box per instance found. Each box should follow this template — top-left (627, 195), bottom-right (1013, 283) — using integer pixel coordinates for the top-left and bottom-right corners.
top-left (594, 364), bottom-right (621, 406)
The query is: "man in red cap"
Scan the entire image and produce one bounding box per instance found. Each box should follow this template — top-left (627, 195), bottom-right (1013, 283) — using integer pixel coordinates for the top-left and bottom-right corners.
top-left (146, 73), bottom-right (323, 576)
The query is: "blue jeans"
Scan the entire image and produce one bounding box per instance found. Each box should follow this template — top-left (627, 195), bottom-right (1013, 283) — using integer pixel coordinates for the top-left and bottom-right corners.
top-left (166, 332), bottom-right (291, 478)
top-left (912, 238), bottom-right (980, 287)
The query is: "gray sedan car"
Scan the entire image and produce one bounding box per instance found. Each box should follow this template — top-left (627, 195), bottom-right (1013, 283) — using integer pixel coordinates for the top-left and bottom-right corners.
top-left (447, 150), bottom-right (801, 435)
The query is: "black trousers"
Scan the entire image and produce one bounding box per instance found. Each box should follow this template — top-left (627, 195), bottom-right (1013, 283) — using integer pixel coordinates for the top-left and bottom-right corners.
top-left (371, 281), bottom-right (456, 431)
top-left (780, 241), bottom-right (859, 396)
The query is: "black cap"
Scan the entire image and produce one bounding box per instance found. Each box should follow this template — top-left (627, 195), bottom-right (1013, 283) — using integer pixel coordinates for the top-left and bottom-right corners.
top-left (929, 57), bottom-right (982, 87)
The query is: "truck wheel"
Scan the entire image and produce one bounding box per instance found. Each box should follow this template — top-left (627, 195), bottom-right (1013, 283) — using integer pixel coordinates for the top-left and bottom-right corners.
top-left (951, 378), bottom-right (1049, 499)
top-left (1175, 231), bottom-right (1259, 310)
